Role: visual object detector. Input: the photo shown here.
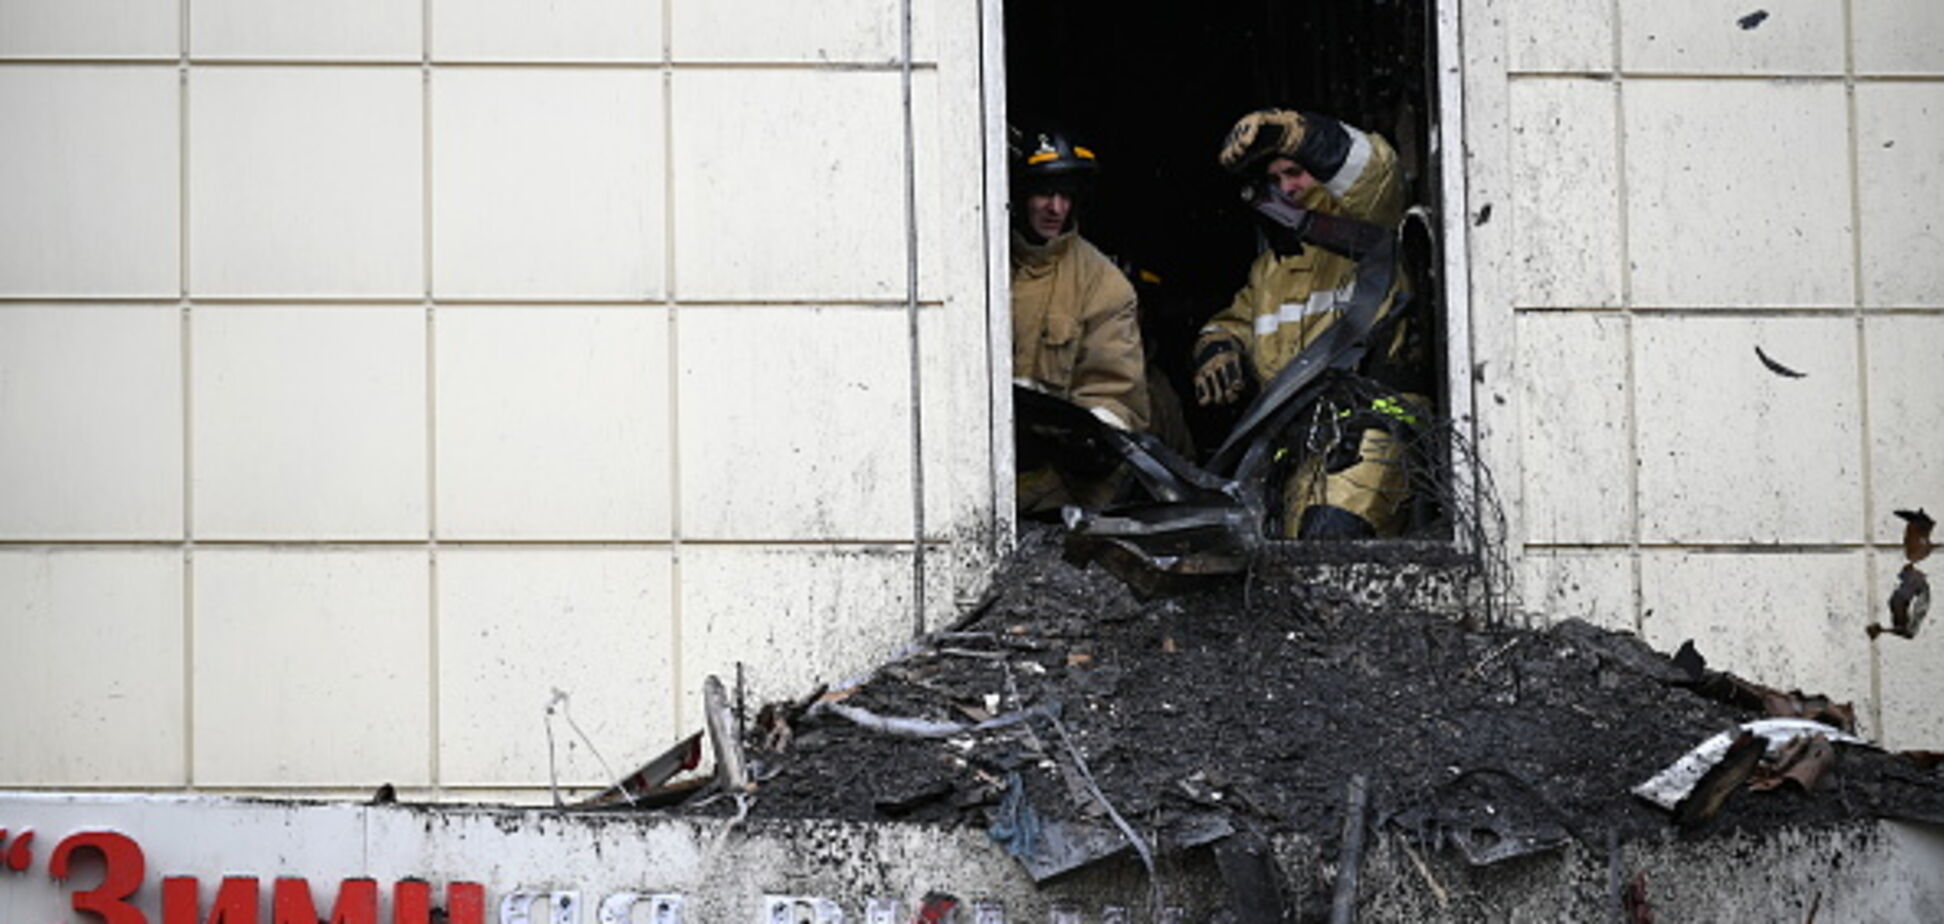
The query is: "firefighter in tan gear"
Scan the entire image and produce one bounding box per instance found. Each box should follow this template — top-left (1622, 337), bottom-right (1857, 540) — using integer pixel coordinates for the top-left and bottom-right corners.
top-left (1194, 109), bottom-right (1417, 540)
top-left (1009, 128), bottom-right (1150, 513)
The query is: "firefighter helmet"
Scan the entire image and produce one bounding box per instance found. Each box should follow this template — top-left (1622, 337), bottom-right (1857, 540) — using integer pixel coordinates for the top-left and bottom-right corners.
top-left (1010, 126), bottom-right (1099, 188)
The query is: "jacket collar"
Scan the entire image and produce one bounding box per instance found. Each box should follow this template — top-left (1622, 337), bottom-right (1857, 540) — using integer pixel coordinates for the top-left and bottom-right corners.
top-left (1011, 227), bottom-right (1077, 274)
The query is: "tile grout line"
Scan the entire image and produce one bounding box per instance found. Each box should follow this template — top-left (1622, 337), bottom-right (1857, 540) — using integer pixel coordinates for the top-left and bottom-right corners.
top-left (662, 0), bottom-right (685, 734)
top-left (0, 295), bottom-right (953, 308)
top-left (1841, 0), bottom-right (1885, 741)
top-left (1608, 0), bottom-right (1645, 639)
top-left (179, 0), bottom-right (197, 792)
top-left (422, 0), bottom-right (442, 795)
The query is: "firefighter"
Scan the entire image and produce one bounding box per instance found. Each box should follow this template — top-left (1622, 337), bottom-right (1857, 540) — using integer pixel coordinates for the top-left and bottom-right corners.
top-left (1009, 127), bottom-right (1150, 513)
top-left (1193, 109), bottom-right (1419, 540)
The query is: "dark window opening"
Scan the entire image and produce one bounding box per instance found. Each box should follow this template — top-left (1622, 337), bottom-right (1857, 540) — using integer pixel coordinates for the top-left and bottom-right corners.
top-left (1005, 0), bottom-right (1453, 544)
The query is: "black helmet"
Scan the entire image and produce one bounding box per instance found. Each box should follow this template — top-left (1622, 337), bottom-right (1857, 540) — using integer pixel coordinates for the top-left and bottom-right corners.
top-left (1009, 126), bottom-right (1099, 191)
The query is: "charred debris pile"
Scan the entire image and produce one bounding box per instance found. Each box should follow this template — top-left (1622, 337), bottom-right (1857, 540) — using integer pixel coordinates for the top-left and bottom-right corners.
top-left (663, 525), bottom-right (1943, 884)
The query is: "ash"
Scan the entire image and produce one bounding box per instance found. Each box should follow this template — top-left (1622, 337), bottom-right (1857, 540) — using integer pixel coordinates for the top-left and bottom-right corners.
top-left (718, 526), bottom-right (1944, 863)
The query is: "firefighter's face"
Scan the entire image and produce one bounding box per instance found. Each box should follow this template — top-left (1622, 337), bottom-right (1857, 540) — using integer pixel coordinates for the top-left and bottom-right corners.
top-left (1265, 157), bottom-right (1316, 200)
top-left (1024, 191), bottom-right (1072, 240)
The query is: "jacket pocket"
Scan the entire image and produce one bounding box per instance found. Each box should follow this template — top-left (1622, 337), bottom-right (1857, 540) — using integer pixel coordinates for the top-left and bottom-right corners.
top-left (1038, 314), bottom-right (1081, 389)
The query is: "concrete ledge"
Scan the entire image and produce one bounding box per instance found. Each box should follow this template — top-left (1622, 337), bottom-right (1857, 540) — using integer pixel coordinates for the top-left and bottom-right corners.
top-left (0, 793), bottom-right (1938, 922)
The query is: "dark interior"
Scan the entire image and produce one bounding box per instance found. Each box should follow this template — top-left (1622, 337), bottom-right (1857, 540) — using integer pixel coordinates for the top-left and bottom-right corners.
top-left (1005, 0), bottom-right (1443, 457)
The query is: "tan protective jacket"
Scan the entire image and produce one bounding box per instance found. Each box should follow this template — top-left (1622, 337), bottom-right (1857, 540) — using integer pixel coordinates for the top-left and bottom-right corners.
top-left (1011, 229), bottom-right (1150, 432)
top-left (1200, 124), bottom-right (1407, 383)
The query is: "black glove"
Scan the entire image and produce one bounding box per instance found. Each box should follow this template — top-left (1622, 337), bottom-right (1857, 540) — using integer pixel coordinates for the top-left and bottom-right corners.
top-left (1192, 336), bottom-right (1248, 406)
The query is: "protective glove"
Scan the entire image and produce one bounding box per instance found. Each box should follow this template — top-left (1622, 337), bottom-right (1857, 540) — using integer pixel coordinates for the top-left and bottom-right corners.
top-left (1218, 109), bottom-right (1308, 175)
top-left (1192, 335), bottom-right (1248, 406)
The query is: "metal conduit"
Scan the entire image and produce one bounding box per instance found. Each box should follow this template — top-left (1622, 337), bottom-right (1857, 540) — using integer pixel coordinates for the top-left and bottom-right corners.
top-left (900, 0), bottom-right (928, 638)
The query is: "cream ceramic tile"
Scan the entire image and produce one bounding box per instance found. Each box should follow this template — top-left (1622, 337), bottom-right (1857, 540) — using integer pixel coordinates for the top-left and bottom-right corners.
top-left (1874, 555), bottom-right (1944, 749)
top-left (431, 69), bottom-right (664, 300)
top-left (1621, 0), bottom-right (1843, 74)
top-left (0, 307), bottom-right (182, 539)
top-left (437, 548), bottom-right (674, 786)
top-left (1508, 0), bottom-right (1613, 73)
top-left (676, 545), bottom-right (914, 729)
top-left (193, 548), bottom-right (430, 786)
top-left (1640, 551), bottom-right (1872, 724)
top-left (191, 306), bottom-right (427, 539)
top-left (436, 306), bottom-right (671, 539)
top-left (1856, 83), bottom-right (1944, 308)
top-left (671, 0), bottom-right (933, 63)
top-left (432, 0), bottom-right (661, 61)
top-left (916, 302), bottom-right (964, 543)
top-left (1634, 316), bottom-right (1862, 544)
top-left (189, 68), bottom-right (422, 297)
top-left (1865, 317), bottom-right (1944, 545)
top-left (1517, 313), bottom-right (1632, 543)
top-left (0, 67), bottom-right (178, 296)
top-left (1624, 80), bottom-right (1851, 308)
top-left (1854, 0), bottom-right (1944, 75)
top-left (0, 0), bottom-right (177, 57)
top-left (191, 0), bottom-right (419, 60)
top-left (679, 306), bottom-right (914, 541)
top-left (918, 293), bottom-right (1006, 615)
top-left (1510, 78), bottom-right (1622, 308)
top-left (671, 70), bottom-right (906, 301)
top-left (910, 59), bottom-right (985, 541)
top-left (1519, 549), bottom-right (1636, 631)
top-left (910, 69), bottom-right (955, 305)
top-left (0, 550), bottom-right (184, 785)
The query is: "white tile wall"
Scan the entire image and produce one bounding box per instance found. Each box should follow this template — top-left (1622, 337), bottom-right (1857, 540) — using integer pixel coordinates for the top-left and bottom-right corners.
top-left (0, 0), bottom-right (1002, 794)
top-left (436, 548), bottom-right (674, 786)
top-left (670, 0), bottom-right (932, 63)
top-left (436, 306), bottom-right (671, 540)
top-left (677, 545), bottom-right (914, 728)
top-left (432, 0), bottom-right (662, 62)
top-left (1640, 551), bottom-right (1873, 730)
top-left (191, 0), bottom-right (420, 61)
top-left (189, 67), bottom-right (423, 297)
top-left (0, 0), bottom-right (178, 58)
top-left (1634, 316), bottom-right (1863, 544)
top-left (1624, 80), bottom-right (1851, 308)
top-left (679, 306), bottom-right (914, 541)
top-left (1620, 0), bottom-right (1843, 75)
top-left (910, 69), bottom-right (953, 304)
top-left (1518, 550), bottom-right (1635, 631)
top-left (670, 70), bottom-right (907, 301)
top-left (1507, 0), bottom-right (1613, 73)
top-left (431, 69), bottom-right (664, 300)
top-left (1509, 78), bottom-right (1622, 308)
top-left (192, 306), bottom-right (427, 539)
top-left (1856, 83), bottom-right (1944, 308)
top-left (1853, 0), bottom-right (1944, 76)
top-left (0, 67), bottom-right (179, 296)
top-left (193, 549), bottom-right (430, 786)
top-left (0, 306), bottom-right (182, 539)
top-left (918, 302), bottom-right (970, 543)
top-left (1874, 556), bottom-right (1944, 749)
top-left (1517, 313), bottom-right (1632, 544)
top-left (0, 550), bottom-right (184, 785)
top-left (1865, 316), bottom-right (1944, 545)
